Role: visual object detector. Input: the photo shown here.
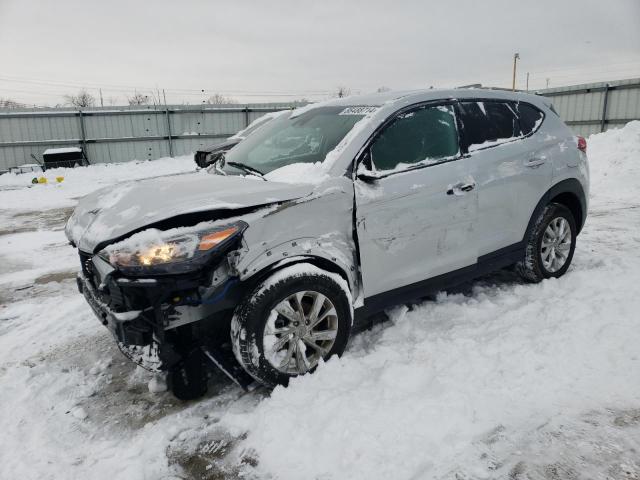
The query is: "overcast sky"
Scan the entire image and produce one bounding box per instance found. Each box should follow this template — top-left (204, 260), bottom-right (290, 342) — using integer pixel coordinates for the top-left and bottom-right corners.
top-left (1, 0), bottom-right (639, 106)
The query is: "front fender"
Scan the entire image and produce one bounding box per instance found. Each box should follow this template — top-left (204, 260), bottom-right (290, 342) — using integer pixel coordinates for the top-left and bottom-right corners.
top-left (236, 236), bottom-right (361, 306)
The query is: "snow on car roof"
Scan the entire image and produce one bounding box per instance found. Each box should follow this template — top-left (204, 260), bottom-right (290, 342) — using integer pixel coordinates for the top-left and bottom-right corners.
top-left (43, 147), bottom-right (82, 155)
top-left (323, 89), bottom-right (420, 106)
top-left (294, 88), bottom-right (546, 112)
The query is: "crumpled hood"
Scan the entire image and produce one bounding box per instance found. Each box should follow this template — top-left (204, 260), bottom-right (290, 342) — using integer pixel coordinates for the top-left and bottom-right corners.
top-left (65, 172), bottom-right (313, 253)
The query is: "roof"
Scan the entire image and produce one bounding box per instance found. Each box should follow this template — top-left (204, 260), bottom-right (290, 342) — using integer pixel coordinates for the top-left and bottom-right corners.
top-left (43, 147), bottom-right (82, 155)
top-left (316, 88), bottom-right (548, 109)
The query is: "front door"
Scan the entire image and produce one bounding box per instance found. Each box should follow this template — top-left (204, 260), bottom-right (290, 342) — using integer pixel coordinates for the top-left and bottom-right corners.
top-left (355, 103), bottom-right (478, 299)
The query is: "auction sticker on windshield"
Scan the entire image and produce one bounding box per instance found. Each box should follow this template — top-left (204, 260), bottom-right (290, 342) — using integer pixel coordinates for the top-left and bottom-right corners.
top-left (338, 106), bottom-right (379, 115)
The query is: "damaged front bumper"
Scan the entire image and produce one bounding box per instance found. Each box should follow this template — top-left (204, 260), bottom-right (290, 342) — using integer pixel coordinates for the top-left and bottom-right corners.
top-left (77, 272), bottom-right (153, 346)
top-left (77, 264), bottom-right (256, 389)
top-left (77, 251), bottom-right (245, 370)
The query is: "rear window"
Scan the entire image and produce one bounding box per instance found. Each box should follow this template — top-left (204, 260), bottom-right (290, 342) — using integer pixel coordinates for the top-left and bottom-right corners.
top-left (457, 101), bottom-right (519, 151)
top-left (513, 102), bottom-right (544, 136)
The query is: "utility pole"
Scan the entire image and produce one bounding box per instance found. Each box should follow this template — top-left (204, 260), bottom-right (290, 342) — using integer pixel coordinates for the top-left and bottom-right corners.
top-left (546, 78), bottom-right (550, 89)
top-left (99, 89), bottom-right (104, 107)
top-left (526, 72), bottom-right (530, 92)
top-left (511, 53), bottom-right (520, 91)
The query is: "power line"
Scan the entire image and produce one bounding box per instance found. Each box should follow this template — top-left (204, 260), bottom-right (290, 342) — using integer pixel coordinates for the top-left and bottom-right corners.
top-left (0, 75), bottom-right (331, 96)
top-left (3, 60), bottom-right (638, 93)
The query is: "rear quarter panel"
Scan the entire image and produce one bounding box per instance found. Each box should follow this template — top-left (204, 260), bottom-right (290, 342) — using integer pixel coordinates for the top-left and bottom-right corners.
top-left (543, 110), bottom-right (590, 213)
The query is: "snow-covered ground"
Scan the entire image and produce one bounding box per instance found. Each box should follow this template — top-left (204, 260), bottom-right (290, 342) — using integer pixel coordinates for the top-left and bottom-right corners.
top-left (1, 123), bottom-right (640, 479)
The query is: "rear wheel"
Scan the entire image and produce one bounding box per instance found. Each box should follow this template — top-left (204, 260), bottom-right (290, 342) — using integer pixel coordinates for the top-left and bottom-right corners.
top-left (231, 264), bottom-right (352, 387)
top-left (517, 203), bottom-right (577, 283)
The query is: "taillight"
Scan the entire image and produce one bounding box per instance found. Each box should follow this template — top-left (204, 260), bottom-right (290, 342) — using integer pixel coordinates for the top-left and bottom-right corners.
top-left (577, 136), bottom-right (587, 153)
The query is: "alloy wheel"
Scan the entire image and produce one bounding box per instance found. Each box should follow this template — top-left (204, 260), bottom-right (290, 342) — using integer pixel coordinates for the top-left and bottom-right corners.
top-left (263, 290), bottom-right (339, 374)
top-left (541, 217), bottom-right (572, 273)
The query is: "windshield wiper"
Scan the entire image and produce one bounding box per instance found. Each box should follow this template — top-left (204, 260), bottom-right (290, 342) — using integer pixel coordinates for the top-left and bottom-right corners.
top-left (226, 161), bottom-right (267, 181)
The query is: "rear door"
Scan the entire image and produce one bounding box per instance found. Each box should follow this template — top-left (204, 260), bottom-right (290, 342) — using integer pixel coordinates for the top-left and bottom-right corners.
top-left (355, 102), bottom-right (478, 298)
top-left (456, 100), bottom-right (552, 256)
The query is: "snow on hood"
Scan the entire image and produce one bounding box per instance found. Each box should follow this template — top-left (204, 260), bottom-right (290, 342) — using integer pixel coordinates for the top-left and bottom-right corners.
top-left (65, 172), bottom-right (313, 253)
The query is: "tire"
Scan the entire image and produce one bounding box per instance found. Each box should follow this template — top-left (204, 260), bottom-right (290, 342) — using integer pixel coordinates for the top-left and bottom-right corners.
top-left (231, 264), bottom-right (352, 387)
top-left (167, 349), bottom-right (208, 401)
top-left (516, 202), bottom-right (577, 283)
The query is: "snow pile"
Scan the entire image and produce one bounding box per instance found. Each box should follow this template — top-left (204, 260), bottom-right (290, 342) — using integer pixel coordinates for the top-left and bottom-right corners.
top-left (0, 155), bottom-right (197, 211)
top-left (265, 161), bottom-right (330, 184)
top-left (225, 269), bottom-right (640, 479)
top-left (588, 120), bottom-right (640, 204)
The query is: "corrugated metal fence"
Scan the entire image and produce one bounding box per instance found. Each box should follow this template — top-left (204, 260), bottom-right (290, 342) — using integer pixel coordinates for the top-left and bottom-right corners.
top-left (0, 103), bottom-right (298, 170)
top-left (1, 78), bottom-right (639, 170)
top-left (537, 77), bottom-right (640, 137)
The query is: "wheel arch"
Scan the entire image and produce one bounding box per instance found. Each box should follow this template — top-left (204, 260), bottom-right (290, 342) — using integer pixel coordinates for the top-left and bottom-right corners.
top-left (238, 254), bottom-right (354, 300)
top-left (525, 178), bottom-right (587, 240)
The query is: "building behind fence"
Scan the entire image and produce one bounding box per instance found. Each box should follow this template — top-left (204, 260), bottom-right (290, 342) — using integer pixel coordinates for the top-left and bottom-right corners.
top-left (1, 78), bottom-right (639, 171)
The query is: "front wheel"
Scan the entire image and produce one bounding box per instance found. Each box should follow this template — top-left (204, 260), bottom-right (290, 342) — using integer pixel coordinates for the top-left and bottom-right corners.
top-left (517, 202), bottom-right (577, 283)
top-left (167, 349), bottom-right (208, 400)
top-left (231, 264), bottom-right (352, 387)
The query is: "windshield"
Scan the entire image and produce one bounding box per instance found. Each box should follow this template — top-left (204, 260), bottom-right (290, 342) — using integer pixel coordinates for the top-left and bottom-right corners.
top-left (231, 112), bottom-right (278, 139)
top-left (239, 117), bottom-right (271, 137)
top-left (220, 106), bottom-right (366, 175)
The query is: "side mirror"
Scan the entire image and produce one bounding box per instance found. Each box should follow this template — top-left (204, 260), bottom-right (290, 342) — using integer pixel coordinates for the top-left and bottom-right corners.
top-left (356, 150), bottom-right (378, 183)
top-left (356, 170), bottom-right (379, 183)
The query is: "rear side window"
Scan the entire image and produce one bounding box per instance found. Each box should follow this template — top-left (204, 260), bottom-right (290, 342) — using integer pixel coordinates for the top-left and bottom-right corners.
top-left (513, 102), bottom-right (544, 136)
top-left (457, 101), bottom-right (519, 151)
top-left (370, 104), bottom-right (459, 171)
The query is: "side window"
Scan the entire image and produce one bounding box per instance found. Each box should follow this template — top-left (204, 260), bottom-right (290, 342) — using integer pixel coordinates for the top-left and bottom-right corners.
top-left (458, 101), bottom-right (519, 151)
top-left (369, 104), bottom-right (459, 172)
top-left (513, 102), bottom-right (544, 136)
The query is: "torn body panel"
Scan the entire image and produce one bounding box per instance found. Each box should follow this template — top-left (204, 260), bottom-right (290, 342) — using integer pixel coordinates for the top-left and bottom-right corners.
top-left (229, 176), bottom-right (361, 304)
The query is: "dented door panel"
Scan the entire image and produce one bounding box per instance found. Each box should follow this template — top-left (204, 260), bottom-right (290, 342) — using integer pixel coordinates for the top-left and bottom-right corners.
top-left (355, 158), bottom-right (478, 298)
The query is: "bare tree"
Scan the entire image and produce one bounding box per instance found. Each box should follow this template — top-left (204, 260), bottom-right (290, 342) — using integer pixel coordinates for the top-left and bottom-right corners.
top-left (0, 98), bottom-right (22, 109)
top-left (334, 86), bottom-right (351, 98)
top-left (63, 90), bottom-right (96, 108)
top-left (207, 93), bottom-right (238, 105)
top-left (127, 92), bottom-right (149, 106)
top-left (149, 88), bottom-right (164, 107)
top-left (376, 86), bottom-right (391, 93)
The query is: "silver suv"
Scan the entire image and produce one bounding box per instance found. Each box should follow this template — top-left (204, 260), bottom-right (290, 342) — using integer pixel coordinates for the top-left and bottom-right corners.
top-left (66, 89), bottom-right (589, 399)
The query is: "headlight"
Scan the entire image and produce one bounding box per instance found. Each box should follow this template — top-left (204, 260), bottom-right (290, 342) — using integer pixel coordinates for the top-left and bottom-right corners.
top-left (100, 221), bottom-right (247, 275)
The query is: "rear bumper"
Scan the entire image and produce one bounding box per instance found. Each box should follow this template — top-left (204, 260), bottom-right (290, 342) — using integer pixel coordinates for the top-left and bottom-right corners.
top-left (77, 273), bottom-right (152, 345)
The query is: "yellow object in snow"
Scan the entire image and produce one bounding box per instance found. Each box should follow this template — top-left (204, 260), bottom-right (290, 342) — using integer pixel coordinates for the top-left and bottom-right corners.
top-left (37, 177), bottom-right (47, 184)
top-left (56, 176), bottom-right (64, 183)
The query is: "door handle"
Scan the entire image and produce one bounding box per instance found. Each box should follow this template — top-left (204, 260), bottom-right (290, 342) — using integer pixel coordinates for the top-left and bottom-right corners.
top-left (525, 156), bottom-right (546, 168)
top-left (446, 180), bottom-right (476, 196)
